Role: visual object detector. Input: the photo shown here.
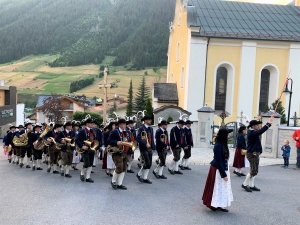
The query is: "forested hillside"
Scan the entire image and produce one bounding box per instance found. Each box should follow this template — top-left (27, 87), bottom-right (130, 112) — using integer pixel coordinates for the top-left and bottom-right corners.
top-left (0, 0), bottom-right (175, 68)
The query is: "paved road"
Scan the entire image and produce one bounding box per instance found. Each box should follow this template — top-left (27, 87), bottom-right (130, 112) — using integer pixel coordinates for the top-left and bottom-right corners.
top-left (0, 151), bottom-right (299, 225)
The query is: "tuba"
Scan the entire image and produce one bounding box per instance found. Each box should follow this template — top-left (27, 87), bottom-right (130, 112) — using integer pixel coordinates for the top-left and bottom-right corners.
top-left (76, 140), bottom-right (99, 154)
top-left (34, 124), bottom-right (52, 150)
top-left (13, 133), bottom-right (29, 147)
top-left (107, 141), bottom-right (137, 154)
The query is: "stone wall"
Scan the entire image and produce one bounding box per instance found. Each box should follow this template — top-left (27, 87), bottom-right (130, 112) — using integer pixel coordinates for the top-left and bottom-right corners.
top-left (278, 127), bottom-right (298, 160)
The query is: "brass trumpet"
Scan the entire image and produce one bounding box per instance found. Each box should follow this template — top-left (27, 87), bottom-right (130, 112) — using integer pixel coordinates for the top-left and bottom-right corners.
top-left (76, 140), bottom-right (99, 154)
top-left (141, 131), bottom-right (149, 145)
top-left (107, 141), bottom-right (137, 154)
top-left (62, 137), bottom-right (75, 147)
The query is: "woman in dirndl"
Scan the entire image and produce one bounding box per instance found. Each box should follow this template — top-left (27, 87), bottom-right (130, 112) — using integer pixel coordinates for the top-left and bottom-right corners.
top-left (232, 126), bottom-right (247, 177)
top-left (202, 128), bottom-right (233, 212)
top-left (102, 122), bottom-right (116, 176)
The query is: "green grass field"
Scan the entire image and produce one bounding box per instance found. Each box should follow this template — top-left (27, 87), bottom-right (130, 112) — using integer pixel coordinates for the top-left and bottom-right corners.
top-left (0, 55), bottom-right (167, 98)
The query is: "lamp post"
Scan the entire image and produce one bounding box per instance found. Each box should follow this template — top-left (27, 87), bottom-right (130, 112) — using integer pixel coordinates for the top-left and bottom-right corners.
top-left (282, 78), bottom-right (293, 126)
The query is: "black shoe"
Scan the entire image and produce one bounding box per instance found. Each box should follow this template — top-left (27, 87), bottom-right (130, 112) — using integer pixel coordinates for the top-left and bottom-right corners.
top-left (152, 170), bottom-right (159, 178)
top-left (12, 161), bottom-right (15, 164)
top-left (73, 167), bottom-right (78, 171)
top-left (85, 178), bottom-right (94, 183)
top-left (92, 165), bottom-right (96, 167)
top-left (47, 168), bottom-right (51, 173)
top-left (209, 206), bottom-right (217, 211)
top-left (53, 170), bottom-right (60, 174)
top-left (80, 175), bottom-right (85, 181)
top-left (8, 159), bottom-right (11, 163)
top-left (65, 174), bottom-right (72, 178)
top-left (250, 186), bottom-right (260, 191)
top-left (32, 166), bottom-right (35, 171)
top-left (218, 207), bottom-right (229, 212)
top-left (91, 171), bottom-right (94, 174)
top-left (117, 185), bottom-right (127, 190)
top-left (43, 160), bottom-right (47, 164)
top-left (241, 184), bottom-right (252, 192)
top-left (111, 182), bottom-right (117, 189)
top-left (20, 163), bottom-right (24, 168)
top-left (106, 172), bottom-right (110, 176)
top-left (110, 174), bottom-right (113, 177)
top-left (155, 159), bottom-right (159, 165)
top-left (26, 165), bottom-right (31, 169)
top-left (179, 165), bottom-right (185, 170)
top-left (239, 173), bottom-right (246, 176)
top-left (159, 174), bottom-right (167, 179)
top-left (60, 172), bottom-right (64, 176)
top-left (127, 169), bottom-right (134, 173)
top-left (16, 161), bottom-right (19, 165)
top-left (233, 171), bottom-right (241, 177)
top-left (36, 167), bottom-right (43, 170)
top-left (174, 171), bottom-right (183, 175)
top-left (168, 168), bottom-right (175, 175)
top-left (136, 174), bottom-right (143, 182)
top-left (143, 179), bottom-right (152, 184)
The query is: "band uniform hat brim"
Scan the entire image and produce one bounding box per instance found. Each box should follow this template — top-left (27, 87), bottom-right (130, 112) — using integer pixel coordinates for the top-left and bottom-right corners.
top-left (176, 120), bottom-right (185, 125)
top-left (248, 120), bottom-right (262, 128)
top-left (63, 121), bottom-right (73, 128)
top-left (117, 119), bottom-right (127, 125)
top-left (126, 120), bottom-right (135, 125)
top-left (83, 118), bottom-right (94, 124)
top-left (141, 115), bottom-right (152, 121)
top-left (53, 124), bottom-right (63, 129)
top-left (18, 125), bottom-right (25, 129)
top-left (33, 125), bottom-right (42, 130)
top-left (185, 120), bottom-right (193, 124)
top-left (10, 126), bottom-right (16, 129)
top-left (24, 122), bottom-right (32, 127)
top-left (160, 120), bottom-right (170, 126)
top-left (99, 124), bottom-right (104, 128)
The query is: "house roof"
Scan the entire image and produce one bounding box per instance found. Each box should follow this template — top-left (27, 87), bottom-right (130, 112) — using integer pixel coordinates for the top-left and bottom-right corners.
top-left (36, 95), bottom-right (88, 109)
top-left (188, 0), bottom-right (300, 41)
top-left (153, 83), bottom-right (179, 103)
top-left (153, 105), bottom-right (191, 115)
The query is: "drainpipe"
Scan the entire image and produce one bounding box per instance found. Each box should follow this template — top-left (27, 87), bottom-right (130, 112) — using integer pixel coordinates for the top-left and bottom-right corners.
top-left (203, 37), bottom-right (210, 106)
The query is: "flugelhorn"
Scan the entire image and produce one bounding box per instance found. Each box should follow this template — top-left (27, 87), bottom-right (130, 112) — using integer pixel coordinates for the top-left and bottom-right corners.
top-left (83, 140), bottom-right (99, 151)
top-left (107, 141), bottom-right (137, 154)
top-left (62, 137), bottom-right (75, 147)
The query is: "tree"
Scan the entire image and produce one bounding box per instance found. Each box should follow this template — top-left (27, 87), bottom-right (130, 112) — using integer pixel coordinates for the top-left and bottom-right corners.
top-left (269, 99), bottom-right (286, 124)
top-left (133, 76), bottom-right (150, 113)
top-left (36, 94), bottom-right (68, 123)
top-left (72, 111), bottom-right (103, 125)
top-left (108, 100), bottom-right (117, 119)
top-left (126, 79), bottom-right (134, 116)
top-left (145, 98), bottom-right (153, 124)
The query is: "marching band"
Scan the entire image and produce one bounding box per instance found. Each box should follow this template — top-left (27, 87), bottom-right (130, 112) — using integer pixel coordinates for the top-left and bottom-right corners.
top-left (3, 115), bottom-right (194, 190)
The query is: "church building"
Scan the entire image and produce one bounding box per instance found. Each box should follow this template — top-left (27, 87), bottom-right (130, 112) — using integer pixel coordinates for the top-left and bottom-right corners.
top-left (166, 0), bottom-right (300, 124)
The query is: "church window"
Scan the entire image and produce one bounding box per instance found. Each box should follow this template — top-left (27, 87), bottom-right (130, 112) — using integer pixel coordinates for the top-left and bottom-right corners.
top-left (176, 42), bottom-right (180, 62)
top-left (215, 67), bottom-right (227, 110)
top-left (259, 69), bottom-right (271, 113)
top-left (180, 67), bottom-right (184, 88)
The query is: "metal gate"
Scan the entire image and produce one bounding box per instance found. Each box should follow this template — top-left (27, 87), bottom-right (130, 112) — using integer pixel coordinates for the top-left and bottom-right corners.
top-left (225, 122), bottom-right (245, 148)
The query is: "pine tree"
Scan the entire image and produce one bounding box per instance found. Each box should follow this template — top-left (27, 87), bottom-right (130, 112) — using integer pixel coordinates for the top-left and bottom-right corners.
top-left (270, 99), bottom-right (286, 124)
top-left (108, 100), bottom-right (117, 119)
top-left (126, 79), bottom-right (134, 116)
top-left (145, 98), bottom-right (154, 124)
top-left (133, 76), bottom-right (150, 113)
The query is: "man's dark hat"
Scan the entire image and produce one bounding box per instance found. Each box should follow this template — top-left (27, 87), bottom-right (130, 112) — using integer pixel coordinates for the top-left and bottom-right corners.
top-left (64, 121), bottom-right (72, 128)
top-left (72, 121), bottom-right (80, 127)
top-left (126, 120), bottom-right (135, 125)
top-left (160, 120), bottom-right (170, 126)
top-left (176, 120), bottom-right (185, 125)
top-left (185, 120), bottom-right (193, 125)
top-left (141, 115), bottom-right (152, 121)
top-left (41, 123), bottom-right (46, 126)
top-left (117, 119), bottom-right (127, 125)
top-left (18, 125), bottom-right (24, 129)
top-left (53, 124), bottom-right (62, 129)
top-left (25, 122), bottom-right (32, 127)
top-left (248, 120), bottom-right (262, 128)
top-left (217, 128), bottom-right (233, 135)
top-left (9, 125), bottom-right (16, 129)
top-left (33, 124), bottom-right (42, 130)
top-left (83, 118), bottom-right (94, 124)
top-left (99, 124), bottom-right (104, 128)
top-left (158, 123), bottom-right (161, 127)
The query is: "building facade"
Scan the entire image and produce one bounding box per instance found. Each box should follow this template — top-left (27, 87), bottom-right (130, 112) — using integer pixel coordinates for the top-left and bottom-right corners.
top-left (167, 0), bottom-right (300, 124)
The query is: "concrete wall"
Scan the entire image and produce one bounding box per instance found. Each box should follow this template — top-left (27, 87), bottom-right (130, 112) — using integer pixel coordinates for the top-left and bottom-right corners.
top-left (277, 127), bottom-right (298, 160)
top-left (154, 107), bottom-right (190, 125)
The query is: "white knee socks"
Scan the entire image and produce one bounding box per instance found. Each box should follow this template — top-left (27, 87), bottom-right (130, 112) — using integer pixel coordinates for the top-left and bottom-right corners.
top-left (138, 168), bottom-right (144, 176)
top-left (65, 165), bottom-right (70, 174)
top-left (169, 160), bottom-right (175, 171)
top-left (143, 169), bottom-right (149, 180)
top-left (158, 166), bottom-right (163, 176)
top-left (81, 167), bottom-right (86, 176)
top-left (175, 161), bottom-right (180, 171)
top-left (86, 167), bottom-right (92, 179)
top-left (249, 176), bottom-right (255, 188)
top-left (243, 173), bottom-right (251, 186)
top-left (112, 171), bottom-right (119, 183)
top-left (127, 160), bottom-right (133, 170)
top-left (117, 172), bottom-right (125, 185)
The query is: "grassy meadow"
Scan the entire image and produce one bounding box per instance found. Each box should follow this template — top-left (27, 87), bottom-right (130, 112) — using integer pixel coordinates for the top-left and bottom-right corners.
top-left (0, 55), bottom-right (167, 99)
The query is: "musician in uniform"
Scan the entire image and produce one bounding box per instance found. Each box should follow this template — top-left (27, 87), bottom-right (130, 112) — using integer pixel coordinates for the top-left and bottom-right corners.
top-left (45, 124), bottom-right (62, 174)
top-left (71, 121), bottom-right (81, 170)
top-left (180, 120), bottom-right (194, 170)
top-left (102, 122), bottom-right (116, 176)
top-left (107, 119), bottom-right (131, 190)
top-left (136, 115), bottom-right (155, 184)
top-left (153, 120), bottom-right (169, 179)
top-left (29, 124), bottom-right (43, 171)
top-left (57, 121), bottom-right (75, 178)
top-left (5, 125), bottom-right (16, 163)
top-left (92, 121), bottom-right (102, 168)
top-left (19, 122), bottom-right (33, 168)
top-left (14, 125), bottom-right (25, 165)
top-left (41, 123), bottom-right (49, 165)
top-left (75, 118), bottom-right (97, 183)
top-left (168, 120), bottom-right (186, 175)
top-left (126, 120), bottom-right (136, 173)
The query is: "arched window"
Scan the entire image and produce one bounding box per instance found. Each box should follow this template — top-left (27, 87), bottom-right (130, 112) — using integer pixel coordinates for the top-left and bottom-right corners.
top-left (215, 67), bottom-right (227, 110)
top-left (259, 69), bottom-right (271, 113)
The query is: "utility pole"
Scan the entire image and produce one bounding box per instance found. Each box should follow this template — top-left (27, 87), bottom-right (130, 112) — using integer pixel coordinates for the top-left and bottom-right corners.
top-left (99, 67), bottom-right (111, 124)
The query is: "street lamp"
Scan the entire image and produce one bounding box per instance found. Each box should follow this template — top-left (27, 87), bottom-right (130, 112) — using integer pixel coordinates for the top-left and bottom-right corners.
top-left (282, 78), bottom-right (293, 126)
